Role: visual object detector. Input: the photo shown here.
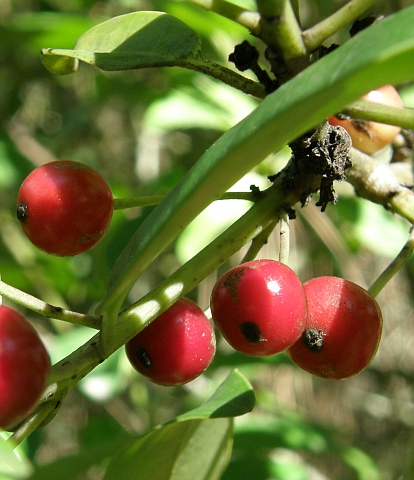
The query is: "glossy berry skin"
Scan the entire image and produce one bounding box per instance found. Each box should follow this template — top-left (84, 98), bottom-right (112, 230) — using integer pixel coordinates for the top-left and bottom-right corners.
top-left (17, 160), bottom-right (113, 256)
top-left (0, 306), bottom-right (50, 430)
top-left (125, 298), bottom-right (216, 386)
top-left (329, 85), bottom-right (403, 155)
top-left (210, 259), bottom-right (307, 357)
top-left (288, 277), bottom-right (382, 380)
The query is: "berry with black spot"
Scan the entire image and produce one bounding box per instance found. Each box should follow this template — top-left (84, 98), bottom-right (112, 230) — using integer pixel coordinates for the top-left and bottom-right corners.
top-left (17, 160), bottom-right (113, 256)
top-left (288, 277), bottom-right (382, 379)
top-left (210, 259), bottom-right (307, 357)
top-left (125, 298), bottom-right (216, 386)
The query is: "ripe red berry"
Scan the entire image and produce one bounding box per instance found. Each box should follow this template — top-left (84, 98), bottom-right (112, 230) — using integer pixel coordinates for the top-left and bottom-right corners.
top-left (210, 259), bottom-right (307, 357)
top-left (288, 277), bottom-right (383, 380)
top-left (17, 160), bottom-right (113, 256)
top-left (329, 85), bottom-right (403, 155)
top-left (125, 298), bottom-right (216, 386)
top-left (0, 305), bottom-right (51, 430)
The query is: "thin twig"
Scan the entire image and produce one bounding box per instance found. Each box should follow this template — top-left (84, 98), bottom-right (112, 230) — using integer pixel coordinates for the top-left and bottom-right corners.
top-left (369, 228), bottom-right (414, 297)
top-left (0, 281), bottom-right (101, 329)
top-left (186, 57), bottom-right (267, 98)
top-left (242, 220), bottom-right (278, 262)
top-left (113, 191), bottom-right (255, 210)
top-left (302, 0), bottom-right (376, 52)
top-left (189, 0), bottom-right (261, 34)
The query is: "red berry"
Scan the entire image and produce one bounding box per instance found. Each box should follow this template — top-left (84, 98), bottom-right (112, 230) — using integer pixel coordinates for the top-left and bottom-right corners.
top-left (0, 306), bottom-right (50, 430)
top-left (329, 85), bottom-right (403, 154)
top-left (17, 160), bottom-right (113, 256)
top-left (125, 298), bottom-right (216, 386)
top-left (210, 259), bottom-right (307, 357)
top-left (288, 277), bottom-right (382, 379)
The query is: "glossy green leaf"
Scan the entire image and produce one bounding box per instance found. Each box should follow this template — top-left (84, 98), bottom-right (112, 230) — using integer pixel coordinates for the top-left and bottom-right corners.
top-left (0, 434), bottom-right (33, 479)
top-left (104, 417), bottom-right (233, 480)
top-left (97, 6), bottom-right (414, 318)
top-left (103, 370), bottom-right (252, 479)
top-left (174, 369), bottom-right (255, 421)
top-left (41, 11), bottom-right (201, 73)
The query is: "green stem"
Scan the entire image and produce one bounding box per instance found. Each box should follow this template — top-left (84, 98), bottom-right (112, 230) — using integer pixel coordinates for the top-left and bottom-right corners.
top-left (368, 228), bottom-right (414, 297)
top-left (302, 0), bottom-right (376, 52)
top-left (189, 0), bottom-right (261, 34)
top-left (113, 184), bottom-right (284, 350)
top-left (10, 403), bottom-right (52, 446)
top-left (0, 281), bottom-right (101, 329)
top-left (113, 192), bottom-right (255, 210)
top-left (341, 100), bottom-right (414, 130)
top-left (242, 221), bottom-right (277, 262)
top-left (255, 0), bottom-right (306, 59)
top-left (187, 56), bottom-right (267, 98)
top-left (113, 196), bottom-right (166, 209)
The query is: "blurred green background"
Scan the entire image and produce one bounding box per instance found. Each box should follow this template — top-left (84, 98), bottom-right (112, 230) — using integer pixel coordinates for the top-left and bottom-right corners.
top-left (1, 0), bottom-right (414, 478)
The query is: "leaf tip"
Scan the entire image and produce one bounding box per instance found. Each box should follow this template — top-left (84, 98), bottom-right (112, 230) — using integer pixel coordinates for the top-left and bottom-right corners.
top-left (40, 49), bottom-right (79, 75)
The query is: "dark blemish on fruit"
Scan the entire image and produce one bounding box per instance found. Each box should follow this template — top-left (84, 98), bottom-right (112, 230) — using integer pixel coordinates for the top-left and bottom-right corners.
top-left (136, 347), bottom-right (152, 370)
top-left (301, 328), bottom-right (325, 352)
top-left (222, 267), bottom-right (249, 300)
top-left (16, 203), bottom-right (28, 222)
top-left (240, 322), bottom-right (263, 343)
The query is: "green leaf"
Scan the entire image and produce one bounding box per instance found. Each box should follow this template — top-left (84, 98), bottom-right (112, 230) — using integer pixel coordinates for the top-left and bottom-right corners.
top-left (174, 369), bottom-right (255, 421)
top-left (40, 54), bottom-right (78, 75)
top-left (97, 5), bottom-right (414, 318)
top-left (103, 418), bottom-right (233, 480)
top-left (0, 434), bottom-right (33, 480)
top-left (41, 11), bottom-right (201, 73)
top-left (102, 370), bottom-right (253, 479)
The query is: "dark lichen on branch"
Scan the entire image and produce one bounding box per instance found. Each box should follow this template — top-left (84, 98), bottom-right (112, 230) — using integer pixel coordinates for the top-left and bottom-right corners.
top-left (270, 123), bottom-right (352, 211)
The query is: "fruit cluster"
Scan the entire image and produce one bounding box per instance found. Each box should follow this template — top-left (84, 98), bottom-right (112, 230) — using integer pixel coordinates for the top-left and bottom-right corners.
top-left (5, 153), bottom-right (384, 425)
top-left (125, 259), bottom-right (383, 386)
